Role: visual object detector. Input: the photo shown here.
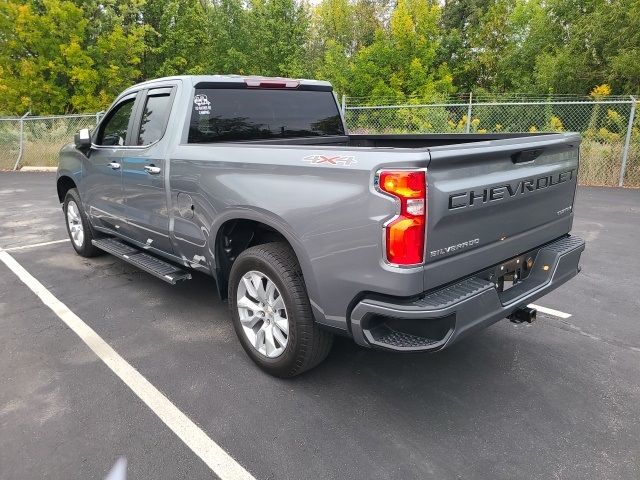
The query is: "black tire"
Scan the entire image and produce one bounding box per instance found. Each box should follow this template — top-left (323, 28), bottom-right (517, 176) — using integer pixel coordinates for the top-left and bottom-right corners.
top-left (63, 188), bottom-right (103, 258)
top-left (228, 242), bottom-right (333, 377)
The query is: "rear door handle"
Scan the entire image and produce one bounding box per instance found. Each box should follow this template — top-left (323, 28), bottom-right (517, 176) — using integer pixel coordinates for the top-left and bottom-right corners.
top-left (108, 162), bottom-right (121, 170)
top-left (144, 165), bottom-right (161, 175)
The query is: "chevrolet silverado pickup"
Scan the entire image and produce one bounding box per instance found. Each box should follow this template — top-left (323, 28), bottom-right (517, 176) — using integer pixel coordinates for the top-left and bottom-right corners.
top-left (57, 75), bottom-right (585, 377)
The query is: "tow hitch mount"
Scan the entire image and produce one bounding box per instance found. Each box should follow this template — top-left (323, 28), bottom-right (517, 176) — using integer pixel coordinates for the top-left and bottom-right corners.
top-left (509, 306), bottom-right (537, 324)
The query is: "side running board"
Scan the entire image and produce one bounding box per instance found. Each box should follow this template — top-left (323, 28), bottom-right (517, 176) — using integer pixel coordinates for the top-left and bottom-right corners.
top-left (92, 238), bottom-right (192, 285)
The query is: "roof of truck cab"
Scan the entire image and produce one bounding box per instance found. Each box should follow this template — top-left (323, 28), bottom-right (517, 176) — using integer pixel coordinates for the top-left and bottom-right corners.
top-left (131, 75), bottom-right (333, 89)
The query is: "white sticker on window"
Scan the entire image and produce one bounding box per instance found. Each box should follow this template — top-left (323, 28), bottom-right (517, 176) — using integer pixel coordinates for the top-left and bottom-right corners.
top-left (193, 94), bottom-right (211, 115)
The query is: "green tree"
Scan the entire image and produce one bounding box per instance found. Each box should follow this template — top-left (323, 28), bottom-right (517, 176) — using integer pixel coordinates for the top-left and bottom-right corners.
top-left (0, 0), bottom-right (146, 114)
top-left (348, 0), bottom-right (454, 101)
top-left (529, 0), bottom-right (640, 95)
top-left (245, 0), bottom-right (309, 77)
top-left (206, 0), bottom-right (251, 74)
top-left (439, 0), bottom-right (495, 91)
top-left (0, 0), bottom-right (89, 114)
top-left (142, 0), bottom-right (212, 77)
top-left (1, 0), bottom-right (639, 115)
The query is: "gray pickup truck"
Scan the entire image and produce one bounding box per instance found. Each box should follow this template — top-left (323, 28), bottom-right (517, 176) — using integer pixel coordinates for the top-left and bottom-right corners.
top-left (57, 75), bottom-right (585, 377)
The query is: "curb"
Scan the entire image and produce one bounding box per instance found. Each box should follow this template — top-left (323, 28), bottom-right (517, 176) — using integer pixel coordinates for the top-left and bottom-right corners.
top-left (19, 166), bottom-right (57, 172)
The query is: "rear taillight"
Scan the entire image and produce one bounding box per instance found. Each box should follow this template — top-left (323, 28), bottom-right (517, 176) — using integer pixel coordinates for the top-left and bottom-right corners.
top-left (378, 170), bottom-right (426, 265)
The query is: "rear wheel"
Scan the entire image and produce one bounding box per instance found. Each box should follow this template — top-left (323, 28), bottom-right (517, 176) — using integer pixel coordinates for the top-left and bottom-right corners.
top-left (229, 242), bottom-right (333, 377)
top-left (63, 189), bottom-right (102, 257)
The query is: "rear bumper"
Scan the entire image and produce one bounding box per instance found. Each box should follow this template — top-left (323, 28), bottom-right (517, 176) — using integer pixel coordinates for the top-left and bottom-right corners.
top-left (349, 235), bottom-right (585, 352)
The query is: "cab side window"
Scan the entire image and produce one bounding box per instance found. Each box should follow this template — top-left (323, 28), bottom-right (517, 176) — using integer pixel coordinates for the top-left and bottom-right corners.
top-left (97, 98), bottom-right (136, 146)
top-left (137, 90), bottom-right (172, 146)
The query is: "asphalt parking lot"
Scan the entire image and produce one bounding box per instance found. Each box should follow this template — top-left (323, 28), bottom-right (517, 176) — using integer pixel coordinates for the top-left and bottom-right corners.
top-left (1, 172), bottom-right (639, 480)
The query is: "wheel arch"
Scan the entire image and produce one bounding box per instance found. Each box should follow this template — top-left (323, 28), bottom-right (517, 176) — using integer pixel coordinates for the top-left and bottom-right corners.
top-left (209, 211), bottom-right (318, 308)
top-left (57, 175), bottom-right (77, 203)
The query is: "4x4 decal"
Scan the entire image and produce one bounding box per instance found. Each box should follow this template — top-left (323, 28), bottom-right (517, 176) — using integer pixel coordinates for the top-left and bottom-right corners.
top-left (302, 154), bottom-right (357, 166)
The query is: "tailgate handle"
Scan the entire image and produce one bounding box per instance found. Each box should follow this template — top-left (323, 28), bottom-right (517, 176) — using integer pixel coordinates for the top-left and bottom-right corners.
top-left (512, 148), bottom-right (543, 164)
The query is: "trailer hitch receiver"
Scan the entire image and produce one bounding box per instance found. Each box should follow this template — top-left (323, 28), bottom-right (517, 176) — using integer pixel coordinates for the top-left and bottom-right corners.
top-left (509, 306), bottom-right (537, 324)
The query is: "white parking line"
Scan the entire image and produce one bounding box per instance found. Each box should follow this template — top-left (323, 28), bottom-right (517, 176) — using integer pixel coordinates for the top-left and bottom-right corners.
top-left (528, 303), bottom-right (572, 319)
top-left (2, 239), bottom-right (69, 252)
top-left (0, 250), bottom-right (256, 480)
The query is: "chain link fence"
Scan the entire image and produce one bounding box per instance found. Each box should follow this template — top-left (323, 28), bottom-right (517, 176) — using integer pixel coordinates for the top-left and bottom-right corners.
top-left (0, 113), bottom-right (101, 170)
top-left (344, 94), bottom-right (640, 187)
top-left (2, 96), bottom-right (639, 187)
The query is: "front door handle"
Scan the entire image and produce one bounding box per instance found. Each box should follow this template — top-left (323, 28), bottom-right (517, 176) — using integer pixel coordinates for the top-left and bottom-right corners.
top-left (144, 165), bottom-right (161, 175)
top-left (108, 162), bottom-right (121, 170)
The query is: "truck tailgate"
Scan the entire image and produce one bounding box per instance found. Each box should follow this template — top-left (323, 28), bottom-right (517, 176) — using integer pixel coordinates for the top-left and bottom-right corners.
top-left (424, 133), bottom-right (580, 291)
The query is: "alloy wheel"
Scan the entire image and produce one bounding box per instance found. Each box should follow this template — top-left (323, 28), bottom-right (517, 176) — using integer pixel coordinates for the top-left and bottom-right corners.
top-left (66, 200), bottom-right (84, 248)
top-left (236, 270), bottom-right (289, 358)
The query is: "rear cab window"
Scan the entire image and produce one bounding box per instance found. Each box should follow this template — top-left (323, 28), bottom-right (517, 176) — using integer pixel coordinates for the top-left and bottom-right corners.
top-left (188, 85), bottom-right (344, 143)
top-left (137, 87), bottom-right (174, 146)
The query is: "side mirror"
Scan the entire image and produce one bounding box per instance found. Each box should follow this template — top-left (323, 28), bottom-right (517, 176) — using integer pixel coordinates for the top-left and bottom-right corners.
top-left (74, 128), bottom-right (92, 150)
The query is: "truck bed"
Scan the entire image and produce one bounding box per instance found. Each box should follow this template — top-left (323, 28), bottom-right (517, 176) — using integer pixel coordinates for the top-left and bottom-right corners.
top-left (234, 133), bottom-right (556, 148)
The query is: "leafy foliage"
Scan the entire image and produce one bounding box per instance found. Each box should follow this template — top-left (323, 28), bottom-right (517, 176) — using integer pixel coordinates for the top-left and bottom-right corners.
top-left (0, 0), bottom-right (638, 114)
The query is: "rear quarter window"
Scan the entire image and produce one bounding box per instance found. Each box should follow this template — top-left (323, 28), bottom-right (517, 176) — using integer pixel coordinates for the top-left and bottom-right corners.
top-left (188, 88), bottom-right (344, 143)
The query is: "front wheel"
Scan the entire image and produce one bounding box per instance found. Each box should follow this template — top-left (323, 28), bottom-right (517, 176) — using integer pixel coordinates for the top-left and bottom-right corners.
top-left (228, 243), bottom-right (333, 377)
top-left (63, 188), bottom-right (102, 257)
